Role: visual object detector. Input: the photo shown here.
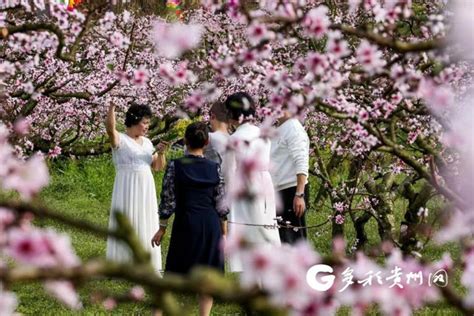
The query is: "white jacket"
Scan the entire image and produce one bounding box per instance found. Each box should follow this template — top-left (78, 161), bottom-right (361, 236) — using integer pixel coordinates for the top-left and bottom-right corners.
top-left (270, 118), bottom-right (309, 191)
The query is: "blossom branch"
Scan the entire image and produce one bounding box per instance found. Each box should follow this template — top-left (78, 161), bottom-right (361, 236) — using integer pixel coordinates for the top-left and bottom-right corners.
top-left (0, 260), bottom-right (284, 315)
top-left (332, 24), bottom-right (446, 53)
top-left (0, 200), bottom-right (150, 266)
top-left (3, 23), bottom-right (73, 62)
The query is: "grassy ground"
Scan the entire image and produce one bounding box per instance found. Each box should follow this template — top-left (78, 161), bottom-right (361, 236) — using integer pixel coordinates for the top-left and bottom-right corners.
top-left (11, 154), bottom-right (464, 315)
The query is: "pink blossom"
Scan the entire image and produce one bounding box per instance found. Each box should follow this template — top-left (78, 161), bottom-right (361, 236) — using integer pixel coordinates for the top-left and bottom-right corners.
top-left (48, 146), bottom-right (62, 159)
top-left (333, 236), bottom-right (346, 254)
top-left (13, 118), bottom-right (30, 136)
top-left (115, 70), bottom-right (130, 84)
top-left (6, 228), bottom-right (58, 267)
top-left (335, 214), bottom-right (345, 225)
top-left (2, 153), bottom-right (49, 200)
top-left (259, 117), bottom-right (278, 140)
top-left (132, 67), bottom-right (149, 86)
top-left (209, 55), bottom-right (237, 76)
top-left (0, 125), bottom-right (9, 144)
top-left (385, 4), bottom-right (405, 24)
top-left (326, 31), bottom-right (350, 59)
top-left (269, 264), bottom-right (314, 309)
top-left (357, 109), bottom-right (369, 122)
top-left (0, 291), bottom-right (18, 316)
top-left (151, 22), bottom-right (203, 59)
top-left (228, 144), bottom-right (270, 202)
top-left (288, 94), bottom-right (305, 114)
top-left (265, 70), bottom-right (289, 90)
top-left (110, 31), bottom-right (130, 49)
top-left (306, 52), bottom-right (329, 76)
top-left (43, 229), bottom-right (80, 267)
top-left (436, 209), bottom-right (474, 243)
top-left (451, 1), bottom-right (474, 59)
top-left (99, 11), bottom-right (116, 30)
top-left (6, 228), bottom-right (79, 267)
top-left (333, 202), bottom-right (346, 212)
top-left (45, 281), bottom-right (82, 310)
top-left (432, 253), bottom-right (454, 271)
top-left (0, 207), bottom-right (15, 230)
top-left (0, 12), bottom-right (5, 28)
top-left (382, 101), bottom-right (396, 118)
top-left (356, 40), bottom-right (386, 74)
top-left (372, 4), bottom-right (388, 23)
top-left (391, 92), bottom-right (403, 105)
top-left (292, 240), bottom-right (321, 268)
top-left (184, 91), bottom-right (205, 113)
top-left (239, 48), bottom-right (257, 64)
top-left (22, 81), bottom-right (35, 94)
top-left (303, 6), bottom-right (330, 39)
top-left (407, 130), bottom-right (419, 144)
top-left (103, 298), bottom-right (117, 311)
top-left (348, 0), bottom-right (362, 13)
top-left (418, 79), bottom-right (454, 113)
top-left (382, 249), bottom-right (439, 310)
top-left (158, 62), bottom-right (194, 86)
top-left (239, 246), bottom-right (278, 289)
top-left (130, 286), bottom-right (145, 301)
top-left (247, 22), bottom-right (274, 46)
top-left (231, 240), bottom-right (327, 312)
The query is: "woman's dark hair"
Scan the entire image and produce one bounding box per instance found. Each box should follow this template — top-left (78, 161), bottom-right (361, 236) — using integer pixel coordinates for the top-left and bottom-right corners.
top-left (224, 92), bottom-right (256, 121)
top-left (125, 103), bottom-right (152, 127)
top-left (185, 122), bottom-right (209, 149)
top-left (210, 101), bottom-right (228, 122)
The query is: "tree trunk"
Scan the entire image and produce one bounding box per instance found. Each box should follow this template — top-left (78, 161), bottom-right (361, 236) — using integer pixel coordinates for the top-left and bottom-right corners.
top-left (399, 181), bottom-right (433, 254)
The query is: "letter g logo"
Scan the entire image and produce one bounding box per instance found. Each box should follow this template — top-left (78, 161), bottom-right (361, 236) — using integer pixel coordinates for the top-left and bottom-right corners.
top-left (306, 264), bottom-right (336, 291)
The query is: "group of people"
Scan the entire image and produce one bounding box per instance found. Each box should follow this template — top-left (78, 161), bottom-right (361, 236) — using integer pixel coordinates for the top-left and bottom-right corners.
top-left (105, 92), bottom-right (309, 315)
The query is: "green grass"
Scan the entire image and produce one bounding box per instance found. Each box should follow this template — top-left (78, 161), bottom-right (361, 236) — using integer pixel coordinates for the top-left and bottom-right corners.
top-left (10, 155), bottom-right (465, 315)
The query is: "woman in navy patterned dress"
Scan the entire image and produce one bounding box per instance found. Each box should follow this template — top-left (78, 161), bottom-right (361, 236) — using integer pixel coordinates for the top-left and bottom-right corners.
top-left (151, 122), bottom-right (228, 316)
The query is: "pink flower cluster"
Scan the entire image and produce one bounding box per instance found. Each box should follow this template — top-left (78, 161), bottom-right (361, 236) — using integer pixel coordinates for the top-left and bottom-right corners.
top-left (151, 21), bottom-right (204, 59)
top-left (6, 228), bottom-right (79, 267)
top-left (3, 226), bottom-right (82, 309)
top-left (0, 127), bottom-right (84, 312)
top-left (0, 125), bottom-right (49, 200)
top-left (158, 62), bottom-right (196, 86)
top-left (303, 6), bottom-right (330, 39)
top-left (355, 40), bottom-right (386, 75)
top-left (225, 231), bottom-right (442, 315)
top-left (224, 139), bottom-right (271, 202)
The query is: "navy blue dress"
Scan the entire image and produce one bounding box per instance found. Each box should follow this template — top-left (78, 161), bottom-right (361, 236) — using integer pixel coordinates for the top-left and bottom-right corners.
top-left (158, 154), bottom-right (228, 275)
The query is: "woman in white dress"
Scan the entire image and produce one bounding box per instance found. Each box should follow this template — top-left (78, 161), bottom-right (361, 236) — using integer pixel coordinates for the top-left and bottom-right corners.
top-left (224, 92), bottom-right (281, 272)
top-left (105, 102), bottom-right (166, 272)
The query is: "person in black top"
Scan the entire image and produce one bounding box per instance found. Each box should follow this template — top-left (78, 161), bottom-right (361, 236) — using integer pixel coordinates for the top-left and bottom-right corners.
top-left (151, 122), bottom-right (228, 316)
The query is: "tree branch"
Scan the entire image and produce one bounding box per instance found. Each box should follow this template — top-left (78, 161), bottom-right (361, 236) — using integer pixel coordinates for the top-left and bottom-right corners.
top-left (0, 200), bottom-right (151, 267)
top-left (0, 260), bottom-right (284, 315)
top-left (4, 23), bottom-right (73, 62)
top-left (332, 24), bottom-right (446, 53)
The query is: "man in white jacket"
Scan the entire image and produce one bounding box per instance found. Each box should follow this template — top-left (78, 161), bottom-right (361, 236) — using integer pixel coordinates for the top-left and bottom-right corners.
top-left (270, 111), bottom-right (310, 244)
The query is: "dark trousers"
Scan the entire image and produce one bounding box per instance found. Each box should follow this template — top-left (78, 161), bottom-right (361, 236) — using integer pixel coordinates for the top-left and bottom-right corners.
top-left (277, 184), bottom-right (309, 244)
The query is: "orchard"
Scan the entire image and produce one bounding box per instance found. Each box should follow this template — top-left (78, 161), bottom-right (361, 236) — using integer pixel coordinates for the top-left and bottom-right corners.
top-left (0, 0), bottom-right (473, 315)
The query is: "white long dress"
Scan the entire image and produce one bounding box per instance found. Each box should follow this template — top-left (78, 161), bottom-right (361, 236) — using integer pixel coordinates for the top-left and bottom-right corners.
top-left (226, 123), bottom-right (281, 272)
top-left (106, 133), bottom-right (162, 272)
